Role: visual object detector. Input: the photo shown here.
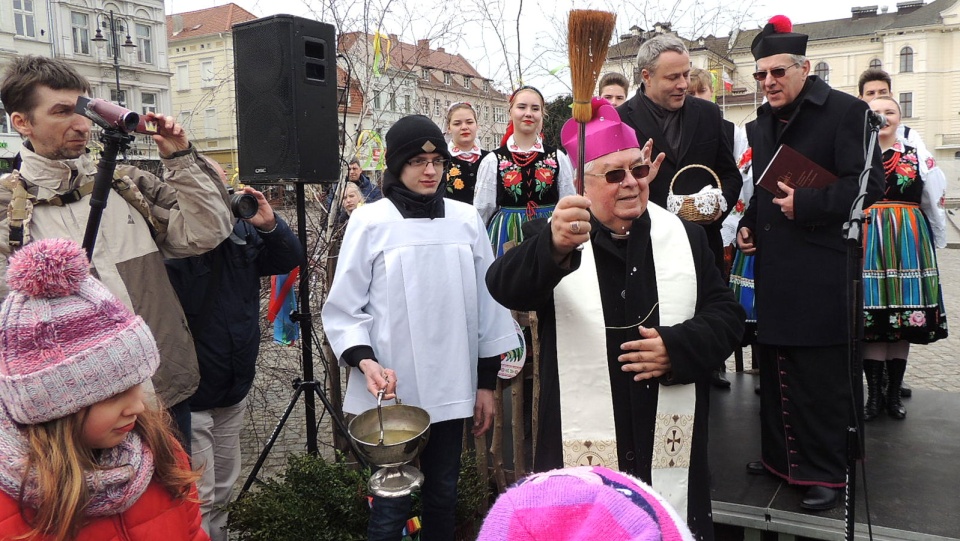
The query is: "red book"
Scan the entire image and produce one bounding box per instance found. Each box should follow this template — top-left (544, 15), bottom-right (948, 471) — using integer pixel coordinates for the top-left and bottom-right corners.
top-left (756, 144), bottom-right (836, 198)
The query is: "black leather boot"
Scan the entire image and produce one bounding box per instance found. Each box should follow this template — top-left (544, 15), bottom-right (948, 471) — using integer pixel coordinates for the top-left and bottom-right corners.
top-left (863, 360), bottom-right (884, 421)
top-left (886, 358), bottom-right (907, 419)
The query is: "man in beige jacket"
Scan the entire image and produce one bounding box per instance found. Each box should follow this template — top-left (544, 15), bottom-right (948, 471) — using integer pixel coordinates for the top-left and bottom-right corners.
top-left (0, 55), bottom-right (233, 449)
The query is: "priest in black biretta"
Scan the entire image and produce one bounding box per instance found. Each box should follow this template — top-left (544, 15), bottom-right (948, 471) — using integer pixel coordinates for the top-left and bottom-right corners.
top-left (737, 14), bottom-right (885, 512)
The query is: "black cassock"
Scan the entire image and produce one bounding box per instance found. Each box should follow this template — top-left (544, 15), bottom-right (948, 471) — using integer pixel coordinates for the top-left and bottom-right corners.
top-left (486, 211), bottom-right (744, 541)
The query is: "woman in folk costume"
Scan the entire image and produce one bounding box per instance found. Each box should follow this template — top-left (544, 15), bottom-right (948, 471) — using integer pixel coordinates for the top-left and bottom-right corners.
top-left (862, 96), bottom-right (948, 421)
top-left (444, 102), bottom-right (488, 204)
top-left (486, 99), bottom-right (744, 540)
top-left (475, 86), bottom-right (575, 256)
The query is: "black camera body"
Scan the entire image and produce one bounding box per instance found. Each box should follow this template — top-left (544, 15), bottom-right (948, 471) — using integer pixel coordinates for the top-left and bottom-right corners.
top-left (228, 189), bottom-right (258, 220)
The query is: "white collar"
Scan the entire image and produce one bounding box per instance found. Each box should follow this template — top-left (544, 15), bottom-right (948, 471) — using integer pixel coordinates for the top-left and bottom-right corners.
top-left (505, 134), bottom-right (544, 153)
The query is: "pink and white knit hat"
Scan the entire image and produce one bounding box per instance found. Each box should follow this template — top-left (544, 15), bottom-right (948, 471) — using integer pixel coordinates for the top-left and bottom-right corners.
top-left (477, 466), bottom-right (695, 541)
top-left (0, 238), bottom-right (159, 425)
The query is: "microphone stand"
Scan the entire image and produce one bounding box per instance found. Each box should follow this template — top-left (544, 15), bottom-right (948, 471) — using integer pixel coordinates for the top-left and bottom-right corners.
top-left (82, 128), bottom-right (135, 260)
top-left (839, 109), bottom-right (883, 541)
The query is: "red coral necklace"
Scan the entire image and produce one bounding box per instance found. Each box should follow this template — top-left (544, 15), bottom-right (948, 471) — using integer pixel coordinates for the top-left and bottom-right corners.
top-left (510, 151), bottom-right (538, 168)
top-left (883, 150), bottom-right (901, 176)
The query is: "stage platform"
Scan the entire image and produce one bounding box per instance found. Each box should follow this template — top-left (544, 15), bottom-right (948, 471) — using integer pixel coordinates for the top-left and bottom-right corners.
top-left (709, 371), bottom-right (960, 540)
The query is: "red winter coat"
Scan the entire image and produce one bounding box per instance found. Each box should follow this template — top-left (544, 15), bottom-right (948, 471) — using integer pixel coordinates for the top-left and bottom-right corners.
top-left (0, 479), bottom-right (208, 541)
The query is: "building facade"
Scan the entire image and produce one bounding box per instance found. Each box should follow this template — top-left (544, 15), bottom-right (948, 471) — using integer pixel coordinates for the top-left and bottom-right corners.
top-left (338, 32), bottom-right (509, 173)
top-left (1, 0), bottom-right (172, 170)
top-left (166, 3), bottom-right (256, 176)
top-left (603, 0), bottom-right (960, 173)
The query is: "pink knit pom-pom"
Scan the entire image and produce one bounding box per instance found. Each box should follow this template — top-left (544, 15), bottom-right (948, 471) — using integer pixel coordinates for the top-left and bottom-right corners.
top-left (769, 15), bottom-right (793, 33)
top-left (6, 238), bottom-right (90, 298)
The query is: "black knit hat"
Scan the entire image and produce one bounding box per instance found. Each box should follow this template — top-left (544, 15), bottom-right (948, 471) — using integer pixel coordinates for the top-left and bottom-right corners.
top-left (384, 115), bottom-right (450, 177)
top-left (751, 15), bottom-right (807, 61)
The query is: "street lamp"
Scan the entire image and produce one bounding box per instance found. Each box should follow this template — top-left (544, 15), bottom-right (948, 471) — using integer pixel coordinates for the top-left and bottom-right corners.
top-left (91, 11), bottom-right (136, 107)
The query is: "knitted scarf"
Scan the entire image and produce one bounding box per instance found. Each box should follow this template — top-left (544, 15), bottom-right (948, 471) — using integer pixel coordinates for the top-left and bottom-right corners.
top-left (0, 410), bottom-right (155, 517)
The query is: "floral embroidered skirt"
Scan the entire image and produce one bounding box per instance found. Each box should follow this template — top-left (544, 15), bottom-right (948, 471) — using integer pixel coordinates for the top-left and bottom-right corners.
top-left (863, 201), bottom-right (948, 344)
top-left (488, 205), bottom-right (555, 257)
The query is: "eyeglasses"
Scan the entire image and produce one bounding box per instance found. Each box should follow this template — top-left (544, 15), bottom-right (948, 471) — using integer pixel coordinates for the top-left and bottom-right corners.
top-left (752, 63), bottom-right (800, 82)
top-left (585, 164), bottom-right (651, 184)
top-left (406, 157), bottom-right (447, 169)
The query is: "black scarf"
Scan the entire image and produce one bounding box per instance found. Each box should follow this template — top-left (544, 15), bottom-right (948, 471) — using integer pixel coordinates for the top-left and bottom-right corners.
top-left (382, 170), bottom-right (446, 219)
top-left (639, 87), bottom-right (683, 158)
top-left (772, 77), bottom-right (815, 137)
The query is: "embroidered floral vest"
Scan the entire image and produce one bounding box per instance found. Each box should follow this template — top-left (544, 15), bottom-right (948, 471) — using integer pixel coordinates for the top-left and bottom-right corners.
top-left (492, 146), bottom-right (561, 208)
top-left (882, 143), bottom-right (925, 204)
top-left (445, 150), bottom-right (489, 205)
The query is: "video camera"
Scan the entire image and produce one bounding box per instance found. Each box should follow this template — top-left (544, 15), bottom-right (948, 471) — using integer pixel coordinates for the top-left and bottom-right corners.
top-left (75, 96), bottom-right (159, 135)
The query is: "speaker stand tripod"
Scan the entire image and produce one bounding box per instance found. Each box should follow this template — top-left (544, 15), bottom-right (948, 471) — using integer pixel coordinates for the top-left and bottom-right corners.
top-left (240, 183), bottom-right (367, 496)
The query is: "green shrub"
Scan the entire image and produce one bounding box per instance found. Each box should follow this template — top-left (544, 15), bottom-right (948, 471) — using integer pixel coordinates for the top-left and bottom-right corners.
top-left (226, 454), bottom-right (370, 541)
top-left (226, 451), bottom-right (489, 541)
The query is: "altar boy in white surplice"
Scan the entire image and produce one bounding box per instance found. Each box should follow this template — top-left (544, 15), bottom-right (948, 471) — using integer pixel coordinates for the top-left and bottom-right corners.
top-left (322, 115), bottom-right (519, 541)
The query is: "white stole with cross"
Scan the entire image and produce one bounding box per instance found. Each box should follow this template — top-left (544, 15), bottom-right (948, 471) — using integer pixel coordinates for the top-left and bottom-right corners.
top-left (554, 203), bottom-right (698, 518)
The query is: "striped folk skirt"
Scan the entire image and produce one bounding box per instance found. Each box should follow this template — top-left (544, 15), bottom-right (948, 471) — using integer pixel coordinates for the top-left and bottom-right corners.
top-left (863, 201), bottom-right (947, 344)
top-left (729, 250), bottom-right (757, 324)
top-left (487, 205), bottom-right (556, 257)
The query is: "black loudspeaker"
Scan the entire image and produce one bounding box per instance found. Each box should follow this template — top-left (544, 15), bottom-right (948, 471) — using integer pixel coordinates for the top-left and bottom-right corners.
top-left (233, 15), bottom-right (339, 183)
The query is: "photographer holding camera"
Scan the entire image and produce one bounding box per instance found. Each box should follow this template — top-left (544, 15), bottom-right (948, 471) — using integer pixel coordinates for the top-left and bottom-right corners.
top-left (165, 157), bottom-right (303, 541)
top-left (0, 55), bottom-right (234, 449)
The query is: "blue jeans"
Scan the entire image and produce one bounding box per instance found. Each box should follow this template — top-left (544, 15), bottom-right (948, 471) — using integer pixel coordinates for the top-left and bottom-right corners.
top-left (367, 417), bottom-right (464, 541)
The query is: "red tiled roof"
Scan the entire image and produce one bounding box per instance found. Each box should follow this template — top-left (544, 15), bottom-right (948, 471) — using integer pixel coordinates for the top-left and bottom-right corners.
top-left (167, 3), bottom-right (258, 42)
top-left (339, 32), bottom-right (484, 79)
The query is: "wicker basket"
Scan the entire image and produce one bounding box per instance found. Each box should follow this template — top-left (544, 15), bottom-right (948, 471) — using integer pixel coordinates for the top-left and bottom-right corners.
top-left (666, 164), bottom-right (724, 224)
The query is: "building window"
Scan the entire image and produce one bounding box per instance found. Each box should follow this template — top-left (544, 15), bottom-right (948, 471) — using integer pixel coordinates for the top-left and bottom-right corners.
top-left (814, 62), bottom-right (829, 83)
top-left (337, 86), bottom-right (350, 107)
top-left (177, 111), bottom-right (192, 129)
top-left (373, 92), bottom-right (381, 110)
top-left (899, 92), bottom-right (913, 118)
top-left (421, 97), bottom-right (430, 113)
top-left (900, 46), bottom-right (914, 73)
top-left (136, 24), bottom-right (153, 64)
top-left (200, 59), bottom-right (215, 88)
top-left (141, 92), bottom-right (157, 115)
top-left (72, 12), bottom-right (90, 55)
top-left (176, 64), bottom-right (190, 91)
top-left (434, 99), bottom-right (441, 116)
top-left (13, 0), bottom-right (36, 38)
top-left (463, 76), bottom-right (472, 89)
top-left (403, 95), bottom-right (411, 113)
top-left (494, 106), bottom-right (506, 123)
top-left (0, 105), bottom-right (10, 133)
top-left (110, 89), bottom-right (127, 107)
top-left (483, 80), bottom-right (490, 91)
top-left (443, 72), bottom-right (451, 85)
top-left (204, 108), bottom-right (218, 139)
top-left (484, 105), bottom-right (490, 121)
top-left (422, 68), bottom-right (430, 80)
top-left (869, 58), bottom-right (882, 69)
top-left (389, 92), bottom-right (396, 111)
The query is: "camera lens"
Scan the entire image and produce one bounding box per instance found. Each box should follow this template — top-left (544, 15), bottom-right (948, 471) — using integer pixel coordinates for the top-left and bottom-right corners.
top-left (230, 193), bottom-right (258, 220)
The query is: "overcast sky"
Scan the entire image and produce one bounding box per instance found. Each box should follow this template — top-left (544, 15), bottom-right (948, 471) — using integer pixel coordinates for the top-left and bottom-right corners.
top-left (163, 0), bottom-right (896, 98)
